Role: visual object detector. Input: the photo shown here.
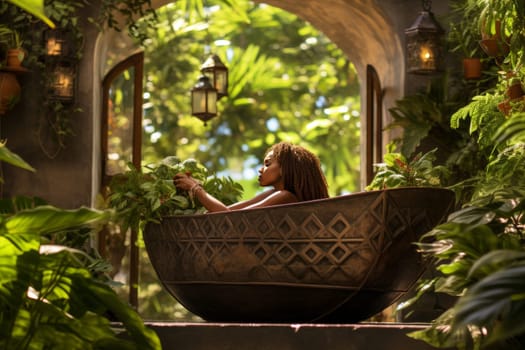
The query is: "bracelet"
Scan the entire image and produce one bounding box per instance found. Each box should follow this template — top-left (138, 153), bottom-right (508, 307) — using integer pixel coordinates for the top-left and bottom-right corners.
top-left (189, 183), bottom-right (204, 201)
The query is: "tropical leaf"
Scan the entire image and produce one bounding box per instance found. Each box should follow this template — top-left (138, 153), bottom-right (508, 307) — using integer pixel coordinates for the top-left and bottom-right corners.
top-left (453, 262), bottom-right (525, 346)
top-left (4, 206), bottom-right (111, 236)
top-left (0, 142), bottom-right (35, 173)
top-left (493, 112), bottom-right (525, 145)
top-left (7, 0), bottom-right (55, 27)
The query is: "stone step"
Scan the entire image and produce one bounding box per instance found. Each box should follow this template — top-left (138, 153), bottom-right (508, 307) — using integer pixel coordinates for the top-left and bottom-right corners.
top-left (146, 322), bottom-right (452, 350)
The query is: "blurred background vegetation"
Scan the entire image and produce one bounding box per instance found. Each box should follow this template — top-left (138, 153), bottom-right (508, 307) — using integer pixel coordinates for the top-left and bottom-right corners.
top-left (111, 0), bottom-right (362, 321)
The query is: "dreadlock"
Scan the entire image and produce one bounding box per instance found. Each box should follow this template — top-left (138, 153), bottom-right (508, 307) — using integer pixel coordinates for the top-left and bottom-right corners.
top-left (268, 142), bottom-right (329, 201)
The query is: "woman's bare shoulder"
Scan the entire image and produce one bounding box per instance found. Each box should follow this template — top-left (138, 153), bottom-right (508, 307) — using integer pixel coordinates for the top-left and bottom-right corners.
top-left (249, 189), bottom-right (298, 208)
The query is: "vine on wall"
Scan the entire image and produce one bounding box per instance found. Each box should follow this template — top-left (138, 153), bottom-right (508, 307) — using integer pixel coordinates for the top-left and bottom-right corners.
top-left (0, 0), bottom-right (157, 158)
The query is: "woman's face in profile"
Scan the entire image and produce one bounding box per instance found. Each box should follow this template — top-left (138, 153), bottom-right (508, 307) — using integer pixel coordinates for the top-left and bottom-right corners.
top-left (258, 150), bottom-right (283, 188)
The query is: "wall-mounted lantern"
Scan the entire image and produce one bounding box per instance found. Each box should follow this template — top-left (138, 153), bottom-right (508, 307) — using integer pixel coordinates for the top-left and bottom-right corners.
top-left (44, 29), bottom-right (71, 57)
top-left (43, 28), bottom-right (76, 103)
top-left (48, 61), bottom-right (75, 102)
top-left (405, 0), bottom-right (444, 74)
top-left (191, 75), bottom-right (217, 125)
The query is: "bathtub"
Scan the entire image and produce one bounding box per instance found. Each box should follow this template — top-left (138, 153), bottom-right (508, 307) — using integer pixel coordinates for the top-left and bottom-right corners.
top-left (144, 187), bottom-right (455, 323)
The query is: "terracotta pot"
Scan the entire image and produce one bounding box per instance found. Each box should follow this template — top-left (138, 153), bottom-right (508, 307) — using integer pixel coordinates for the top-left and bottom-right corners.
top-left (498, 100), bottom-right (512, 116)
top-left (0, 72), bottom-right (21, 114)
top-left (479, 39), bottom-right (509, 58)
top-left (507, 82), bottom-right (524, 100)
top-left (481, 19), bottom-right (502, 41)
top-left (6, 49), bottom-right (25, 68)
top-left (463, 57), bottom-right (482, 79)
top-left (144, 187), bottom-right (455, 323)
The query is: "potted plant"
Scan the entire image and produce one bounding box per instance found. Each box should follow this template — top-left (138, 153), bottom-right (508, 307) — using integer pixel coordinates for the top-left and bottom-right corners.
top-left (447, 0), bottom-right (485, 79)
top-left (476, 0), bottom-right (525, 61)
top-left (0, 25), bottom-right (25, 68)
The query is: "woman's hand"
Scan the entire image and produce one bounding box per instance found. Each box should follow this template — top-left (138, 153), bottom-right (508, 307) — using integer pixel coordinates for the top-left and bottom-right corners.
top-left (173, 173), bottom-right (200, 191)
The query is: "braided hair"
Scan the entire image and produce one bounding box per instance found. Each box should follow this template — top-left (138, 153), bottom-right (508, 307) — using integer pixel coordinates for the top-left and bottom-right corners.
top-left (268, 142), bottom-right (329, 201)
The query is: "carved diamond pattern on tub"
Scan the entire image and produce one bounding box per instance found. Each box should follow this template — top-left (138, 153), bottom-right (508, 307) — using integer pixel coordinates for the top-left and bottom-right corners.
top-left (275, 243), bottom-right (297, 264)
top-left (198, 218), bottom-right (214, 238)
top-left (187, 218), bottom-right (203, 238)
top-left (276, 214), bottom-right (298, 239)
top-left (217, 216), bottom-right (235, 236)
top-left (300, 243), bottom-right (324, 264)
top-left (169, 218), bottom-right (185, 238)
top-left (327, 213), bottom-right (353, 238)
top-left (301, 214), bottom-right (325, 239)
top-left (386, 210), bottom-right (408, 242)
top-left (286, 253), bottom-right (310, 280)
top-left (233, 215), bottom-right (251, 237)
top-left (328, 244), bottom-right (351, 264)
top-left (253, 242), bottom-right (272, 264)
top-left (255, 214), bottom-right (275, 236)
top-left (361, 195), bottom-right (388, 252)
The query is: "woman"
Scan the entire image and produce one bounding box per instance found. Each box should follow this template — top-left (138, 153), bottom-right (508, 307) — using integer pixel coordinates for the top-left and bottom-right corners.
top-left (173, 142), bottom-right (329, 212)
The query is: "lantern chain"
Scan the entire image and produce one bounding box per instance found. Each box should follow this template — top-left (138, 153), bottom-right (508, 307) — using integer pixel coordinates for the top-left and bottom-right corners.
top-left (422, 0), bottom-right (432, 11)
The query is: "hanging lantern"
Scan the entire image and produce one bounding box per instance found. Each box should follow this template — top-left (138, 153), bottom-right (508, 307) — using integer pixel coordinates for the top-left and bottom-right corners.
top-left (405, 0), bottom-right (444, 74)
top-left (200, 54), bottom-right (228, 99)
top-left (191, 75), bottom-right (218, 125)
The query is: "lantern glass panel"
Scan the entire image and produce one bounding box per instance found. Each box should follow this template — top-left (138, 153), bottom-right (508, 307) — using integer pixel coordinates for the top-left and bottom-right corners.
top-left (49, 64), bottom-right (75, 101)
top-left (206, 91), bottom-right (217, 114)
top-left (192, 89), bottom-right (206, 114)
top-left (215, 69), bottom-right (228, 96)
top-left (406, 33), bottom-right (442, 74)
top-left (45, 29), bottom-right (70, 57)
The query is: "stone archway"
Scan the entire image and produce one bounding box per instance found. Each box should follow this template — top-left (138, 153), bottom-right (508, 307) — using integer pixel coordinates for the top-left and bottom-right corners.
top-left (257, 0), bottom-right (404, 101)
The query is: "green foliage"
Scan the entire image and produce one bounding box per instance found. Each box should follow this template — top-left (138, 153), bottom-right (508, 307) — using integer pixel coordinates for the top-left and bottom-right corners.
top-left (137, 0), bottom-right (361, 196)
top-left (106, 156), bottom-right (244, 232)
top-left (0, 0), bottom-right (159, 157)
top-left (393, 2), bottom-right (525, 347)
top-left (385, 75), bottom-right (481, 176)
top-left (7, 0), bottom-right (54, 27)
top-left (450, 92), bottom-right (505, 150)
top-left (447, 0), bottom-right (484, 58)
top-left (407, 75), bottom-right (525, 349)
top-left (0, 24), bottom-right (22, 48)
top-left (366, 145), bottom-right (449, 190)
top-left (410, 185), bottom-right (525, 349)
top-left (0, 205), bottom-right (161, 349)
top-left (0, 141), bottom-right (35, 176)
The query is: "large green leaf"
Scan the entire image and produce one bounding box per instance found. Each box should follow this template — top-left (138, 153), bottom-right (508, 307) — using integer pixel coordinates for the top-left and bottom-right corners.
top-left (0, 234), bottom-right (40, 345)
top-left (453, 262), bottom-right (525, 346)
top-left (7, 0), bottom-right (55, 27)
top-left (0, 143), bottom-right (35, 173)
top-left (4, 206), bottom-right (111, 236)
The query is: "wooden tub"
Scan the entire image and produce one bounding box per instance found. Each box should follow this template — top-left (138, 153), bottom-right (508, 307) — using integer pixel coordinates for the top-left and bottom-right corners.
top-left (144, 187), bottom-right (455, 323)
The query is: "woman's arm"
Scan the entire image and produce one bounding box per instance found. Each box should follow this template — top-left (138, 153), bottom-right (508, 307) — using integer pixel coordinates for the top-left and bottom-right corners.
top-left (193, 186), bottom-right (297, 212)
top-left (173, 173), bottom-right (298, 212)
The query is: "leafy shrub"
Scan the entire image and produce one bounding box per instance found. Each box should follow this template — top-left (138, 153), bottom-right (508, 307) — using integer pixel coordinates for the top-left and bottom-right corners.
top-left (366, 145), bottom-right (449, 190)
top-left (106, 156), bottom-right (244, 232)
